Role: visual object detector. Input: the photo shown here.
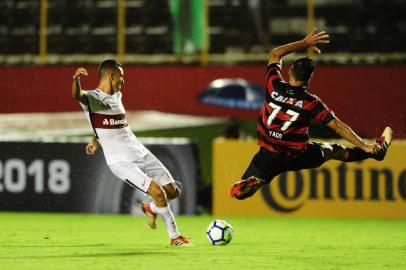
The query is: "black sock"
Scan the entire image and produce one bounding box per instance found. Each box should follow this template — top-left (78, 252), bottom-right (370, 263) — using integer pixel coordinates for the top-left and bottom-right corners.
top-left (346, 147), bottom-right (372, 162)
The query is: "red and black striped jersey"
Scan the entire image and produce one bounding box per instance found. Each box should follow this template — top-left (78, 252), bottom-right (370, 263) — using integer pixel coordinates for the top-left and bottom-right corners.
top-left (257, 63), bottom-right (335, 154)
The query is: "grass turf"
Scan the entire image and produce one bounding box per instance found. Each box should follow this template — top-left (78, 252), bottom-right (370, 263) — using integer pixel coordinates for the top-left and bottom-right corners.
top-left (0, 212), bottom-right (405, 270)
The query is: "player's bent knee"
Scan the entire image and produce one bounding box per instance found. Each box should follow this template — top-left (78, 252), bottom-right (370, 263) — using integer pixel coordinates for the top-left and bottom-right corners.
top-left (328, 143), bottom-right (348, 161)
top-left (163, 183), bottom-right (180, 200)
top-left (171, 187), bottom-right (180, 199)
top-left (332, 143), bottom-right (346, 152)
top-left (147, 181), bottom-right (168, 207)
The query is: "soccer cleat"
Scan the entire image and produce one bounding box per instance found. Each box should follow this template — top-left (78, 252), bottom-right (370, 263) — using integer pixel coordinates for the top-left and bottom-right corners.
top-left (373, 127), bottom-right (393, 161)
top-left (140, 203), bottom-right (157, 229)
top-left (170, 235), bottom-right (193, 247)
top-left (229, 176), bottom-right (266, 200)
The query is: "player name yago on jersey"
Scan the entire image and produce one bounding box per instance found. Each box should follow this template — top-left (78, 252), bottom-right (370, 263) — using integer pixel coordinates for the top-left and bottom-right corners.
top-left (80, 89), bottom-right (148, 165)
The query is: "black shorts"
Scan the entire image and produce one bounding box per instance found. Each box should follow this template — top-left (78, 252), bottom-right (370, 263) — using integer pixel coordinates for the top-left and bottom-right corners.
top-left (242, 143), bottom-right (326, 183)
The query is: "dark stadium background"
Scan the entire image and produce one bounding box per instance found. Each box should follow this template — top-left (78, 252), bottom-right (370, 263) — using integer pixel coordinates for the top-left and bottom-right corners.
top-left (1, 0), bottom-right (405, 138)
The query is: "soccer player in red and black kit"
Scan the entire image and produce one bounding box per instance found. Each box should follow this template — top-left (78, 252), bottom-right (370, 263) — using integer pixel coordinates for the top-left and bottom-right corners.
top-left (230, 28), bottom-right (393, 200)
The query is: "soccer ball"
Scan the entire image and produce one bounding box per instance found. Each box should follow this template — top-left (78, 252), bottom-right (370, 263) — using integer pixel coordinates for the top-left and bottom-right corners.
top-left (206, 219), bottom-right (234, 245)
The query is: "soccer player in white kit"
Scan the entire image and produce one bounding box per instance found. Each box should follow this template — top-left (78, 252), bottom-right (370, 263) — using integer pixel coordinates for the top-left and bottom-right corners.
top-left (71, 59), bottom-right (191, 246)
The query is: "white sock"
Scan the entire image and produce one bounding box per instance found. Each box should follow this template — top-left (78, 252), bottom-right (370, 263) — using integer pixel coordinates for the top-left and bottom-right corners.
top-left (149, 201), bottom-right (157, 214)
top-left (149, 198), bottom-right (175, 214)
top-left (155, 205), bottom-right (180, 239)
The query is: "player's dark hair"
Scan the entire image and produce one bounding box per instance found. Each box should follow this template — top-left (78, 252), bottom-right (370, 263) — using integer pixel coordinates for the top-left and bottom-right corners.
top-left (98, 59), bottom-right (122, 78)
top-left (291, 57), bottom-right (314, 83)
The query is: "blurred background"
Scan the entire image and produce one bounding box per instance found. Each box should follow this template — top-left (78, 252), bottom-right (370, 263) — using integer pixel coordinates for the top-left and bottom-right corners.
top-left (1, 0), bottom-right (405, 218)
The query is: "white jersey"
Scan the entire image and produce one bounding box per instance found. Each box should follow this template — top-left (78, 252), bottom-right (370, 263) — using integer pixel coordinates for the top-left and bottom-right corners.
top-left (80, 89), bottom-right (148, 165)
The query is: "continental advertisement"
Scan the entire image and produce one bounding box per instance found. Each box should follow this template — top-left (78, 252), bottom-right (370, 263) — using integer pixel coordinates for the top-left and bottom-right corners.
top-left (213, 139), bottom-right (406, 218)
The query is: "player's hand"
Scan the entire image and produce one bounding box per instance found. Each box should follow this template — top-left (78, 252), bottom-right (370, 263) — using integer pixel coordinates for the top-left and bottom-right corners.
top-left (73, 67), bottom-right (88, 80)
top-left (85, 141), bottom-right (99, 155)
top-left (303, 28), bottom-right (330, 54)
top-left (362, 143), bottom-right (381, 154)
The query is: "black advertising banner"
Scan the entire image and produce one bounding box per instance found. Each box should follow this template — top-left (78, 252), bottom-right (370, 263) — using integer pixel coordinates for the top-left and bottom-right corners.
top-left (0, 140), bottom-right (199, 215)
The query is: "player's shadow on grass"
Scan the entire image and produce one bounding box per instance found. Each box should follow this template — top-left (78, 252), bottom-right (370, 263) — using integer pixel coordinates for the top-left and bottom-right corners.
top-left (1, 244), bottom-right (107, 248)
top-left (0, 251), bottom-right (175, 260)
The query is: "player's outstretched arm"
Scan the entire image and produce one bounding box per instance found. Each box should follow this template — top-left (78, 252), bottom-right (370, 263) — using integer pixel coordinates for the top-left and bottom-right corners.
top-left (85, 135), bottom-right (99, 155)
top-left (268, 28), bottom-right (330, 65)
top-left (72, 67), bottom-right (89, 105)
top-left (327, 118), bottom-right (381, 154)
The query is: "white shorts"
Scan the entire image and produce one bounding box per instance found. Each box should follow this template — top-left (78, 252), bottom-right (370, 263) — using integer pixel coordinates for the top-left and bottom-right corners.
top-left (109, 152), bottom-right (175, 193)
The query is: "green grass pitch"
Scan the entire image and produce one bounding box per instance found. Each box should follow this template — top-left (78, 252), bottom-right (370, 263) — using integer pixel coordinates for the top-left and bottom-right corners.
top-left (0, 212), bottom-right (405, 270)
